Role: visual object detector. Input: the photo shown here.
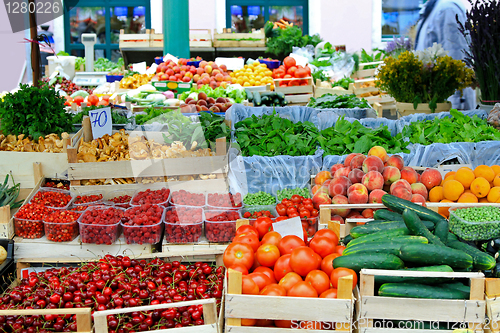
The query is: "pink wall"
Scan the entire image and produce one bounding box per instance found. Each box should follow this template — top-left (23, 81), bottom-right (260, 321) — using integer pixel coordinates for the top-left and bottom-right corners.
top-left (189, 0), bottom-right (217, 32)
top-left (0, 6), bottom-right (27, 92)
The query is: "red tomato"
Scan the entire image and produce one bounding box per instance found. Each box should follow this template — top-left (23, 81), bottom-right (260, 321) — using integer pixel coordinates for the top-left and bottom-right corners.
top-left (314, 229), bottom-right (339, 245)
top-left (278, 235), bottom-right (305, 256)
top-left (255, 320), bottom-right (274, 327)
top-left (291, 194), bottom-right (303, 204)
top-left (223, 243), bottom-right (254, 270)
top-left (235, 225), bottom-right (259, 238)
top-left (273, 254), bottom-right (293, 281)
top-left (241, 318), bottom-right (257, 326)
top-left (286, 206), bottom-right (297, 216)
top-left (275, 320), bottom-right (292, 328)
top-left (331, 267), bottom-right (357, 290)
top-left (261, 231), bottom-right (282, 247)
top-left (73, 96), bottom-right (84, 106)
top-left (242, 275), bottom-right (259, 294)
top-left (284, 56), bottom-right (296, 68)
top-left (255, 244), bottom-right (280, 267)
top-left (311, 209), bottom-right (319, 217)
top-left (253, 266), bottom-right (277, 284)
top-left (295, 68), bottom-right (308, 78)
top-left (321, 253), bottom-right (341, 276)
top-left (305, 270), bottom-right (331, 295)
top-left (87, 94), bottom-right (99, 106)
top-left (335, 245), bottom-right (346, 255)
top-left (232, 233), bottom-right (260, 253)
top-left (309, 236), bottom-right (337, 258)
top-left (319, 288), bottom-right (338, 298)
top-left (299, 209), bottom-right (311, 219)
top-left (228, 265), bottom-right (248, 275)
top-left (303, 202), bottom-right (314, 212)
top-left (276, 203), bottom-right (287, 216)
top-left (247, 272), bottom-right (272, 290)
top-left (97, 99), bottom-right (109, 106)
top-left (278, 272), bottom-right (302, 292)
top-left (290, 247), bottom-right (322, 277)
top-left (254, 217), bottom-right (273, 239)
top-left (260, 284), bottom-right (286, 296)
top-left (287, 281), bottom-right (318, 298)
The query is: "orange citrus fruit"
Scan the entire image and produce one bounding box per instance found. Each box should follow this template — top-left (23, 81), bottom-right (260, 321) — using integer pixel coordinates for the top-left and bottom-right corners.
top-left (438, 199), bottom-right (452, 218)
top-left (479, 197), bottom-right (489, 203)
top-left (454, 167), bottom-right (475, 189)
top-left (444, 171), bottom-right (456, 178)
top-left (487, 187), bottom-right (500, 203)
top-left (491, 165), bottom-right (500, 175)
top-left (443, 180), bottom-right (464, 201)
top-left (474, 165), bottom-right (495, 183)
top-left (441, 175), bottom-right (455, 186)
top-left (457, 192), bottom-right (478, 203)
top-left (494, 174), bottom-right (500, 187)
top-left (428, 186), bottom-right (444, 202)
top-left (470, 177), bottom-right (491, 198)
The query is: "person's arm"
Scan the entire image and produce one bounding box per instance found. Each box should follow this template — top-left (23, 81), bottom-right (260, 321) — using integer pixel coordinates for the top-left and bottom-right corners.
top-left (437, 3), bottom-right (468, 60)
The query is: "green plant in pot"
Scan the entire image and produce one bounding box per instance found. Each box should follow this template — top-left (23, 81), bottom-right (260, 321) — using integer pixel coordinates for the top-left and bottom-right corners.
top-left (375, 44), bottom-right (475, 115)
top-left (458, 0), bottom-right (500, 111)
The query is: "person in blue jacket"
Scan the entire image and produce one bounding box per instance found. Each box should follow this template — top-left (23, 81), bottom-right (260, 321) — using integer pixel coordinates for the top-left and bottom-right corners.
top-left (414, 0), bottom-right (476, 110)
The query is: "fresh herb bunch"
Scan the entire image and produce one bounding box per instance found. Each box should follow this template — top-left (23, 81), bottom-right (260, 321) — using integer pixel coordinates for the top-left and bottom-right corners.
top-left (376, 48), bottom-right (475, 111)
top-left (384, 36), bottom-right (413, 58)
top-left (234, 112), bottom-right (319, 157)
top-left (72, 107), bottom-right (129, 125)
top-left (94, 58), bottom-right (124, 72)
top-left (162, 121), bottom-right (207, 149)
top-left (332, 77), bottom-right (355, 90)
top-left (0, 173), bottom-right (22, 209)
top-left (318, 116), bottom-right (409, 156)
top-left (0, 84), bottom-right (74, 139)
top-left (308, 94), bottom-right (370, 109)
top-left (401, 109), bottom-right (500, 145)
top-left (458, 0), bottom-right (500, 105)
top-left (357, 48), bottom-right (385, 70)
top-left (199, 112), bottom-right (230, 146)
top-left (266, 25), bottom-right (323, 57)
top-left (136, 108), bottom-right (191, 126)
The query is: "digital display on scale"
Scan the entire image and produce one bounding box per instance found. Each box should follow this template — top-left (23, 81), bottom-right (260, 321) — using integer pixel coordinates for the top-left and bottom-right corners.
top-left (82, 36), bottom-right (96, 42)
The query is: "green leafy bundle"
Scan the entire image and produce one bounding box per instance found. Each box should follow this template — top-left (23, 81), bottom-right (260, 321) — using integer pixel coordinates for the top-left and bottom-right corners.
top-left (332, 77), bottom-right (355, 90)
top-left (234, 112), bottom-right (319, 157)
top-left (0, 84), bottom-right (74, 139)
top-left (199, 112), bottom-right (230, 146)
top-left (318, 117), bottom-right (409, 156)
top-left (401, 109), bottom-right (500, 145)
top-left (136, 108), bottom-right (191, 126)
top-left (162, 120), bottom-right (207, 149)
top-left (308, 94), bottom-right (370, 109)
top-left (266, 25), bottom-right (323, 57)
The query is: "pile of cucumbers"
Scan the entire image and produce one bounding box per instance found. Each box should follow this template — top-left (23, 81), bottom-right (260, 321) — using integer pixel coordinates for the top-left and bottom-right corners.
top-left (333, 194), bottom-right (496, 300)
top-left (247, 91), bottom-right (287, 107)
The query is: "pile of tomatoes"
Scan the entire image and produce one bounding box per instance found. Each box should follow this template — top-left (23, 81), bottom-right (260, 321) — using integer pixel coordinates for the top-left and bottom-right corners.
top-left (272, 56), bottom-right (311, 87)
top-left (223, 224), bottom-right (356, 328)
top-left (275, 195), bottom-right (319, 237)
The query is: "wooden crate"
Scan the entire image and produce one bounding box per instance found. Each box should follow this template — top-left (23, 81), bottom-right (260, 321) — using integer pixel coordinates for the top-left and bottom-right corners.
top-left (213, 28), bottom-right (265, 48)
top-left (485, 278), bottom-right (500, 333)
top-left (351, 61), bottom-right (383, 80)
top-left (0, 308), bottom-right (91, 333)
top-left (225, 269), bottom-right (355, 332)
top-left (119, 29), bottom-right (151, 48)
top-left (396, 102), bottom-right (452, 118)
top-left (149, 29), bottom-right (163, 48)
top-left (358, 269), bottom-right (486, 332)
top-left (190, 29), bottom-right (213, 47)
top-left (313, 79), bottom-right (353, 98)
top-left (93, 298), bottom-right (221, 333)
top-left (274, 77), bottom-right (314, 105)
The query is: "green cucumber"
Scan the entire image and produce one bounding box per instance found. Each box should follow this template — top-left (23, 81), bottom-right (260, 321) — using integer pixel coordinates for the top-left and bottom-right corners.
top-left (399, 243), bottom-right (473, 269)
top-left (253, 91), bottom-right (261, 106)
top-left (350, 220), bottom-right (434, 238)
top-left (342, 234), bottom-right (353, 246)
top-left (447, 240), bottom-right (496, 270)
top-left (373, 209), bottom-right (404, 222)
top-left (447, 233), bottom-right (458, 243)
top-left (440, 282), bottom-right (470, 298)
top-left (402, 209), bottom-right (445, 246)
top-left (382, 194), bottom-right (446, 225)
top-left (346, 228), bottom-right (410, 248)
top-left (333, 253), bottom-right (404, 272)
top-left (343, 237), bottom-right (428, 256)
top-left (374, 265), bottom-right (454, 285)
top-left (379, 283), bottom-right (468, 299)
top-left (363, 219), bottom-right (395, 225)
top-left (434, 219), bottom-right (450, 244)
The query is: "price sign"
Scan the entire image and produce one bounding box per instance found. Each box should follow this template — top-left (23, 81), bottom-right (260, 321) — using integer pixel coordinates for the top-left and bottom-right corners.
top-left (272, 216), bottom-right (304, 239)
top-left (89, 107), bottom-right (112, 139)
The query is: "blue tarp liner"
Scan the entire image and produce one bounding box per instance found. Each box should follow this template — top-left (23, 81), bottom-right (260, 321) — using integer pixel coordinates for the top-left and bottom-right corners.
top-left (316, 108), bottom-right (378, 120)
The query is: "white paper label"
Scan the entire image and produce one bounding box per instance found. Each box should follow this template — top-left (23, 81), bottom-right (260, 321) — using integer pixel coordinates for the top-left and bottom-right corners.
top-left (132, 61), bottom-right (147, 74)
top-left (89, 107), bottom-right (113, 139)
top-left (272, 216), bottom-right (303, 239)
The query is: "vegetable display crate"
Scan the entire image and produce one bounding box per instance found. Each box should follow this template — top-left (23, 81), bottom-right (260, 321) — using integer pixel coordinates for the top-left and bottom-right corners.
top-left (213, 28), bottom-right (265, 48)
top-left (93, 298), bottom-right (222, 333)
top-left (0, 238), bottom-right (14, 293)
top-left (118, 29), bottom-right (152, 48)
top-left (351, 61), bottom-right (383, 80)
top-left (357, 269), bottom-right (486, 333)
top-left (0, 308), bottom-right (91, 333)
top-left (149, 29), bottom-right (214, 48)
top-left (314, 79), bottom-right (353, 98)
top-left (396, 102), bottom-right (452, 118)
top-left (225, 269), bottom-right (355, 332)
top-left (485, 278), bottom-right (500, 333)
top-left (274, 77), bottom-right (314, 105)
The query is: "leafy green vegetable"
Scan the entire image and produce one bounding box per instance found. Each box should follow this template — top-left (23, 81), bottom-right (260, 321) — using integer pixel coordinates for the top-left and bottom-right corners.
top-left (179, 85), bottom-right (246, 103)
top-left (0, 84), bottom-right (74, 139)
top-left (318, 116), bottom-right (409, 156)
top-left (199, 112), bottom-right (230, 146)
top-left (308, 94), bottom-right (370, 109)
top-left (359, 48), bottom-right (385, 70)
top-left (94, 58), bottom-right (124, 72)
top-left (401, 109), bottom-right (500, 145)
top-left (266, 25), bottom-right (323, 57)
top-left (276, 187), bottom-right (311, 201)
top-left (136, 107), bottom-right (191, 126)
top-left (162, 121), bottom-right (207, 149)
top-left (234, 111), bottom-right (320, 157)
top-left (332, 76), bottom-right (355, 90)
top-left (312, 70), bottom-right (331, 84)
top-left (72, 107), bottom-right (130, 125)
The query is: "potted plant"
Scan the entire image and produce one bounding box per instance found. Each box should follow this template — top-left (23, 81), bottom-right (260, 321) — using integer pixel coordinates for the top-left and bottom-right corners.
top-left (459, 0), bottom-right (500, 113)
top-left (375, 44), bottom-right (475, 116)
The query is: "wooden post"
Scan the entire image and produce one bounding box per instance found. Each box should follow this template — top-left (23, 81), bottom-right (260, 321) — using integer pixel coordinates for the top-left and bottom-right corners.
top-left (227, 269), bottom-right (242, 327)
top-left (469, 277), bottom-right (485, 331)
top-left (336, 275), bottom-right (353, 331)
top-left (33, 162), bottom-right (42, 185)
top-left (359, 272), bottom-right (374, 329)
top-left (82, 116), bottom-right (92, 142)
top-left (236, 219), bottom-right (249, 230)
top-left (29, 0), bottom-right (40, 87)
top-left (0, 206), bottom-right (9, 224)
top-left (215, 137), bottom-right (227, 180)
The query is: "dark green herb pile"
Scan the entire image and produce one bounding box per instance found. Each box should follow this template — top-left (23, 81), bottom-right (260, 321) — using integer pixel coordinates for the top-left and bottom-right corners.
top-left (308, 94), bottom-right (370, 109)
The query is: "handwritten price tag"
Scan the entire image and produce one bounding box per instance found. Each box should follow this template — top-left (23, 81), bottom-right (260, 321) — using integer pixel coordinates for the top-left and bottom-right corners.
top-left (89, 107), bottom-right (112, 139)
top-left (272, 216), bottom-right (303, 239)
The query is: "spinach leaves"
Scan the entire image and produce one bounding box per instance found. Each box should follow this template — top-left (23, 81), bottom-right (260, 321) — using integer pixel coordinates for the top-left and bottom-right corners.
top-left (308, 94), bottom-right (370, 109)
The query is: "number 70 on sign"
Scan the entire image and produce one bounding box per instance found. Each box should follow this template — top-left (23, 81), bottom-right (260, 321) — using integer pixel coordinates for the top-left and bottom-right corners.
top-left (89, 107), bottom-right (113, 139)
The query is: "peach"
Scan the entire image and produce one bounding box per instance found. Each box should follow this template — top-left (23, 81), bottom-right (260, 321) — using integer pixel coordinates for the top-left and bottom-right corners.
top-left (390, 179), bottom-right (412, 194)
top-left (350, 155), bottom-right (366, 170)
top-left (417, 173), bottom-right (421, 183)
top-left (312, 192), bottom-right (331, 210)
top-left (334, 167), bottom-right (351, 179)
top-left (411, 194), bottom-right (427, 206)
top-left (315, 170), bottom-right (332, 186)
top-left (362, 156), bottom-right (384, 173)
top-left (348, 169), bottom-right (365, 184)
top-left (313, 185), bottom-right (329, 196)
top-left (362, 171), bottom-right (384, 191)
top-left (323, 179), bottom-right (331, 187)
top-left (386, 155), bottom-right (404, 170)
top-left (392, 186), bottom-right (412, 201)
top-left (411, 182), bottom-right (429, 201)
top-left (311, 185), bottom-right (321, 195)
top-left (421, 168), bottom-right (443, 190)
top-left (331, 195), bottom-right (350, 218)
top-left (331, 215), bottom-right (345, 224)
top-left (205, 65), bottom-right (213, 74)
top-left (382, 166), bottom-right (401, 185)
top-left (400, 167), bottom-right (419, 184)
top-left (330, 164), bottom-right (344, 175)
top-left (369, 189), bottom-right (387, 203)
top-left (344, 153), bottom-right (363, 167)
top-left (346, 210), bottom-right (362, 219)
top-left (368, 146), bottom-right (389, 162)
top-left (328, 176), bottom-right (352, 197)
top-left (348, 184), bottom-right (369, 204)
top-left (362, 208), bottom-right (374, 218)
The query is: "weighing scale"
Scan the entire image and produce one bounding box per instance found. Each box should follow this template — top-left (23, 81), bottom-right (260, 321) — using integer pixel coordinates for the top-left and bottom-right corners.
top-left (72, 33), bottom-right (107, 86)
